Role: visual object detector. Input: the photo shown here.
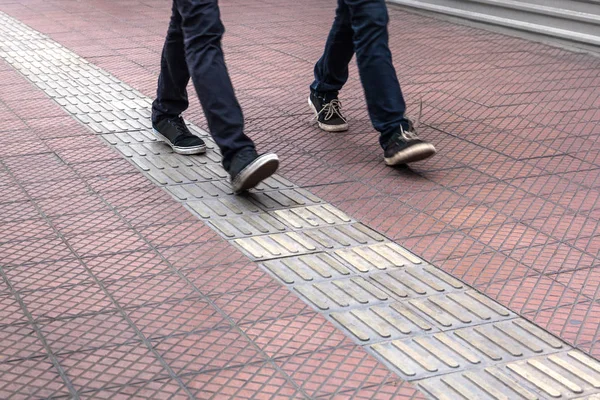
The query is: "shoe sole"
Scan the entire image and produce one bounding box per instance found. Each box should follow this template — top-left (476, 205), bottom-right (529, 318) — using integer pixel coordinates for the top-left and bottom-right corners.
top-left (384, 143), bottom-right (437, 166)
top-left (232, 153), bottom-right (280, 194)
top-left (308, 96), bottom-right (348, 132)
top-left (153, 128), bottom-right (207, 155)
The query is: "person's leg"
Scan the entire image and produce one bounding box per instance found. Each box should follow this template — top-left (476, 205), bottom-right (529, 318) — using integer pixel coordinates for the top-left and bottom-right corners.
top-left (344, 0), bottom-right (408, 146)
top-left (173, 0), bottom-right (256, 171)
top-left (308, 0), bottom-right (354, 132)
top-left (152, 1), bottom-right (190, 123)
top-left (346, 0), bottom-right (435, 164)
top-left (151, 2), bottom-right (206, 155)
top-left (311, 0), bottom-right (355, 98)
top-left (174, 0), bottom-right (278, 191)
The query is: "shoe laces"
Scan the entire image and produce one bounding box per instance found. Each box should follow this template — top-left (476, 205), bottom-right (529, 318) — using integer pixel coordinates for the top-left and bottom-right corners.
top-left (315, 99), bottom-right (346, 122)
top-left (399, 97), bottom-right (423, 141)
top-left (168, 116), bottom-right (191, 136)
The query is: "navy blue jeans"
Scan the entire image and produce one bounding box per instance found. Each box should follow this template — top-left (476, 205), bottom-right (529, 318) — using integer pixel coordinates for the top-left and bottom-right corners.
top-left (311, 0), bottom-right (409, 147)
top-left (152, 0), bottom-right (255, 170)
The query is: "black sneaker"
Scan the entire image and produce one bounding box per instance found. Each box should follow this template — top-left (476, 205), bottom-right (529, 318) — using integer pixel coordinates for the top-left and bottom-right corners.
top-left (228, 148), bottom-right (279, 194)
top-left (383, 124), bottom-right (436, 166)
top-left (152, 116), bottom-right (206, 155)
top-left (308, 92), bottom-right (348, 132)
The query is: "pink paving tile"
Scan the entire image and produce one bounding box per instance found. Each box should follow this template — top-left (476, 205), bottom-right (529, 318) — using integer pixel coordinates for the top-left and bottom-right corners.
top-left (334, 381), bottom-right (426, 400)
top-left (160, 241), bottom-right (248, 269)
top-left (490, 195), bottom-right (569, 222)
top-left (71, 158), bottom-right (138, 178)
top-left (79, 379), bottom-right (188, 400)
top-left (0, 218), bottom-right (56, 243)
top-left (22, 179), bottom-right (91, 200)
top-left (136, 221), bottom-right (221, 248)
top-left (154, 328), bottom-right (266, 375)
top-left (570, 234), bottom-right (600, 257)
top-left (118, 202), bottom-right (199, 227)
top-left (212, 286), bottom-right (312, 325)
top-left (104, 273), bottom-right (197, 308)
top-left (183, 363), bottom-right (302, 399)
top-left (39, 312), bottom-right (139, 355)
top-left (4, 153), bottom-right (78, 183)
top-left (0, 358), bottom-right (70, 399)
top-left (0, 236), bottom-right (74, 266)
top-left (183, 262), bottom-right (278, 296)
top-left (127, 298), bottom-right (228, 340)
top-left (20, 283), bottom-right (116, 321)
top-left (65, 228), bottom-right (151, 257)
top-left (58, 344), bottom-right (168, 392)
top-left (50, 210), bottom-right (130, 237)
top-left (553, 267), bottom-right (600, 301)
top-left (398, 231), bottom-right (488, 262)
top-left (0, 183), bottom-right (28, 204)
top-left (432, 204), bottom-right (511, 230)
top-left (274, 346), bottom-right (394, 397)
top-left (0, 324), bottom-right (45, 362)
top-left (4, 259), bottom-right (91, 292)
top-left (480, 274), bottom-right (587, 315)
top-left (0, 201), bottom-right (43, 224)
top-left (524, 302), bottom-right (600, 346)
top-left (83, 251), bottom-right (174, 282)
top-left (0, 295), bottom-right (28, 327)
top-left (99, 186), bottom-right (175, 209)
top-left (87, 173), bottom-right (156, 194)
top-left (241, 313), bottom-right (351, 359)
top-left (36, 193), bottom-right (111, 217)
top-left (53, 145), bottom-right (123, 165)
top-left (466, 222), bottom-right (555, 252)
top-left (505, 242), bottom-right (596, 274)
top-left (437, 251), bottom-right (536, 287)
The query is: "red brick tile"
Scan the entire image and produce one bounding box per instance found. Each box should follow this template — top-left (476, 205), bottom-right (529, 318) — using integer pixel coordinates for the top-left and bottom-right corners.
top-left (524, 302), bottom-right (600, 346)
top-left (0, 236), bottom-right (73, 266)
top-left (0, 324), bottom-right (45, 361)
top-left (66, 228), bottom-right (150, 257)
top-left (160, 241), bottom-right (247, 269)
top-left (40, 312), bottom-right (139, 354)
top-left (105, 273), bottom-right (197, 308)
top-left (59, 344), bottom-right (168, 392)
top-left (5, 259), bottom-right (91, 292)
top-left (506, 242), bottom-right (595, 274)
top-left (154, 329), bottom-right (266, 375)
top-left (21, 283), bottom-right (115, 321)
top-left (0, 358), bottom-right (69, 399)
top-left (467, 223), bottom-right (554, 252)
top-left (84, 251), bottom-right (173, 282)
top-left (241, 313), bottom-right (351, 359)
top-left (437, 251), bottom-right (535, 287)
top-left (183, 363), bottom-right (302, 399)
top-left (127, 298), bottom-right (228, 340)
top-left (481, 274), bottom-right (586, 314)
top-left (79, 379), bottom-right (188, 400)
top-left (51, 210), bottom-right (129, 237)
top-left (183, 262), bottom-right (277, 296)
top-left (136, 221), bottom-right (220, 248)
top-left (212, 286), bottom-right (311, 325)
top-left (275, 346), bottom-right (393, 397)
top-left (0, 295), bottom-right (28, 327)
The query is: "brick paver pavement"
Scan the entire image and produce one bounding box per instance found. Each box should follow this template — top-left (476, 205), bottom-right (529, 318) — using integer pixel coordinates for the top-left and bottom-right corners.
top-left (1, 0), bottom-right (600, 398)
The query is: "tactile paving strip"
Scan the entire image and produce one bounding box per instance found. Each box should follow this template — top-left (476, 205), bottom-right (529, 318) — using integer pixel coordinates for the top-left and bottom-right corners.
top-left (1, 11), bottom-right (599, 399)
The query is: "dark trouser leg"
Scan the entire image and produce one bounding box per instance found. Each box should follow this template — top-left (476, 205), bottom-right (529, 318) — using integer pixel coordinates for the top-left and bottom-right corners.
top-left (345, 0), bottom-right (409, 147)
top-left (156, 0), bottom-right (255, 170)
top-left (310, 0), bottom-right (355, 101)
top-left (152, 1), bottom-right (190, 123)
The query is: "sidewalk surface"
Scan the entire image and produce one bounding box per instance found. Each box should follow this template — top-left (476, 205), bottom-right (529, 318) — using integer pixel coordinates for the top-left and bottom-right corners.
top-left (0, 0), bottom-right (599, 398)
